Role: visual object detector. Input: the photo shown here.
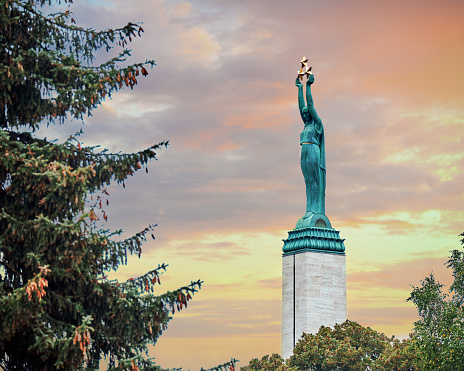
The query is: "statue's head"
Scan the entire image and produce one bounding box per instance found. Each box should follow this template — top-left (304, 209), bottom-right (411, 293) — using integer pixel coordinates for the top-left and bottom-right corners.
top-left (307, 74), bottom-right (315, 84)
top-left (302, 107), bottom-right (310, 122)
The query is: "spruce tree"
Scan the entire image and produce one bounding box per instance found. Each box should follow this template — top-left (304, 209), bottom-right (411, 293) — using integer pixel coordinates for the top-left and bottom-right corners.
top-left (0, 0), bottom-right (203, 369)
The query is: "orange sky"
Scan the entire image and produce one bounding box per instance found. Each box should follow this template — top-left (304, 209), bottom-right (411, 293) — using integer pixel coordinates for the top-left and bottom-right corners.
top-left (38, 0), bottom-right (464, 368)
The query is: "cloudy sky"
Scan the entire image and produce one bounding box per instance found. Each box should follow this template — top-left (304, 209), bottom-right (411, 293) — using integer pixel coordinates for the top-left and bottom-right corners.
top-left (39, 0), bottom-right (464, 368)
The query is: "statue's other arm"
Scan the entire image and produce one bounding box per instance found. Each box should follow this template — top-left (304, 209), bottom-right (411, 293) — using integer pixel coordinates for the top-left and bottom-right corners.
top-left (306, 78), bottom-right (322, 132)
top-left (296, 77), bottom-right (305, 121)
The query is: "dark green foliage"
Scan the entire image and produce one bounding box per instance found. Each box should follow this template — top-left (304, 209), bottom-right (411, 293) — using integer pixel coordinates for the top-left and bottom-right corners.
top-left (241, 321), bottom-right (423, 371)
top-left (1, 0), bottom-right (154, 130)
top-left (0, 0), bottom-right (201, 369)
top-left (408, 233), bottom-right (464, 371)
top-left (288, 321), bottom-right (422, 371)
top-left (241, 354), bottom-right (292, 371)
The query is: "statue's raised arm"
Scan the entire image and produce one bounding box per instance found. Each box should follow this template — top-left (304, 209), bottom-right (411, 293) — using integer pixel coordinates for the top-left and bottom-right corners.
top-left (295, 77), bottom-right (306, 122)
top-left (305, 75), bottom-right (322, 133)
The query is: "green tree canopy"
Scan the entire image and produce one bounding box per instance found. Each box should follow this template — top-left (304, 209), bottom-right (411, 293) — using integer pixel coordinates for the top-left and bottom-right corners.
top-left (241, 354), bottom-right (293, 371)
top-left (242, 321), bottom-right (423, 371)
top-left (408, 233), bottom-right (464, 371)
top-left (0, 0), bottom-right (204, 369)
top-left (288, 321), bottom-right (422, 371)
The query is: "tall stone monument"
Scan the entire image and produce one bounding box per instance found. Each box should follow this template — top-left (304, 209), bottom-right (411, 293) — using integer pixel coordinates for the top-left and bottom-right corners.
top-left (281, 57), bottom-right (347, 359)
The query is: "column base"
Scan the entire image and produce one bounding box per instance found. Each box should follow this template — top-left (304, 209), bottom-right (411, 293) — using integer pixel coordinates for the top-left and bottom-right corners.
top-left (281, 250), bottom-right (347, 359)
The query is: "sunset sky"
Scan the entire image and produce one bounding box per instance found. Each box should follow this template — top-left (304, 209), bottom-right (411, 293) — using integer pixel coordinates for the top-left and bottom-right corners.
top-left (37, 0), bottom-right (464, 368)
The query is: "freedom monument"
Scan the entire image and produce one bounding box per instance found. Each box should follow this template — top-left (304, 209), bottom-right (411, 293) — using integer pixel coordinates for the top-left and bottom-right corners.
top-left (281, 57), bottom-right (347, 359)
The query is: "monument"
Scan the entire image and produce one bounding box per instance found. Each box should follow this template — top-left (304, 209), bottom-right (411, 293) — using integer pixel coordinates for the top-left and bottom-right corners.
top-left (281, 57), bottom-right (347, 359)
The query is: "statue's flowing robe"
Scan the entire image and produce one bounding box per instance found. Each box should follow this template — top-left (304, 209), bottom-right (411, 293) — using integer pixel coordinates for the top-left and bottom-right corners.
top-left (318, 126), bottom-right (326, 214)
top-left (300, 120), bottom-right (326, 214)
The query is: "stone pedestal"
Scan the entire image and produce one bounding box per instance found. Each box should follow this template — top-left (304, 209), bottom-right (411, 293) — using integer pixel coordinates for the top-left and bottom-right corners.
top-left (281, 223), bottom-right (347, 360)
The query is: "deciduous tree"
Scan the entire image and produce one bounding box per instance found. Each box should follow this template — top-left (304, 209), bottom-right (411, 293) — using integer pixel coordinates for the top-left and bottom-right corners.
top-left (408, 233), bottom-right (464, 371)
top-left (241, 354), bottom-right (294, 371)
top-left (288, 321), bottom-right (422, 371)
top-left (242, 321), bottom-right (423, 371)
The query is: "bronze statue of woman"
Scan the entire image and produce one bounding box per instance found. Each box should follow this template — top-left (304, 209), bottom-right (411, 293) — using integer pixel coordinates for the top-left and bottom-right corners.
top-left (296, 74), bottom-right (326, 218)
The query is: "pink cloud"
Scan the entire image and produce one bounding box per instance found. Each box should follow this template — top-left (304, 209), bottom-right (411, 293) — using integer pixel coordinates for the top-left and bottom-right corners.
top-left (348, 256), bottom-right (453, 291)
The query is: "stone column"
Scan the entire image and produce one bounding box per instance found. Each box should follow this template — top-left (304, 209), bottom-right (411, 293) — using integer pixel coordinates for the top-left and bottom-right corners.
top-left (281, 217), bottom-right (347, 360)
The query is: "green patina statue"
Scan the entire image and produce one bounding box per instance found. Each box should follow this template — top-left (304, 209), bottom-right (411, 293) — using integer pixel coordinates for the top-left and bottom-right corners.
top-left (296, 72), bottom-right (326, 218)
top-left (282, 59), bottom-right (345, 252)
top-left (283, 57), bottom-right (345, 251)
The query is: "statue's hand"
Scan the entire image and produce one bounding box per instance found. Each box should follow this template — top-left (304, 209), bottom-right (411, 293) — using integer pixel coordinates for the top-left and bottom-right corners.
top-left (295, 77), bottom-right (303, 87)
top-left (306, 74), bottom-right (315, 85)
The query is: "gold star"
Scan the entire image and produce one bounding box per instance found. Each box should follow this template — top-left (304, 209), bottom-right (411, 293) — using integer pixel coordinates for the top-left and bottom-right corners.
top-left (298, 57), bottom-right (313, 81)
top-left (297, 56), bottom-right (313, 80)
top-left (304, 66), bottom-right (313, 77)
top-left (297, 67), bottom-right (306, 80)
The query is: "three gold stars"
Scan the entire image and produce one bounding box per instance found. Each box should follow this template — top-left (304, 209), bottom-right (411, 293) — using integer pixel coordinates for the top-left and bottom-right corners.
top-left (297, 56), bottom-right (312, 81)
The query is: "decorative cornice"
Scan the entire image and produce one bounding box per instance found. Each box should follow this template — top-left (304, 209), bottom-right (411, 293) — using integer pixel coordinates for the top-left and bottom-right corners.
top-left (282, 226), bottom-right (345, 255)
